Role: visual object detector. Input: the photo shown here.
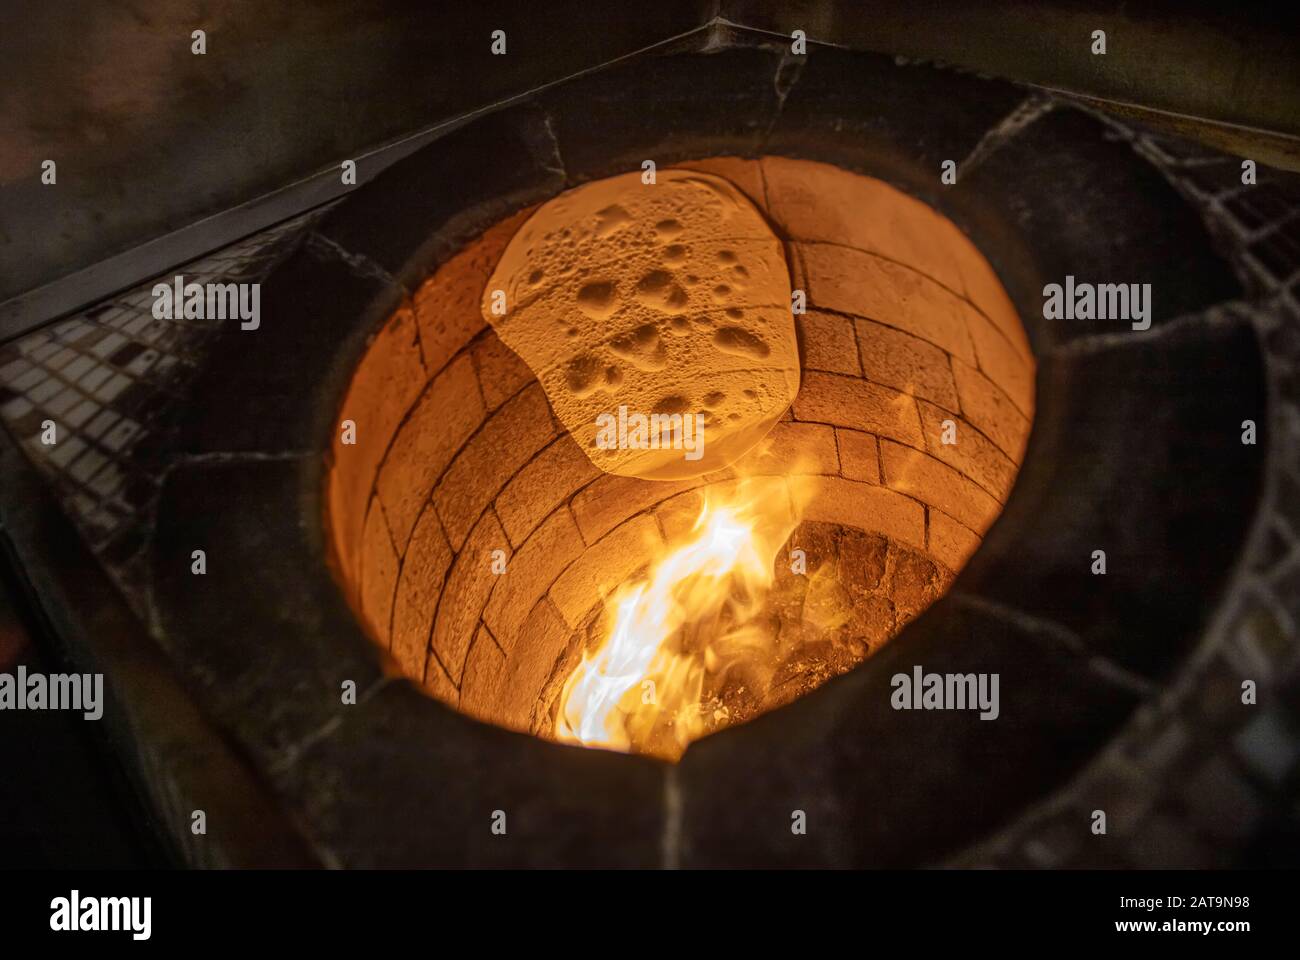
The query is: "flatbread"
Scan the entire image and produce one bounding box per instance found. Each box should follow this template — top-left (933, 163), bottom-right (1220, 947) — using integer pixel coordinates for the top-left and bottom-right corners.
top-left (482, 169), bottom-right (798, 479)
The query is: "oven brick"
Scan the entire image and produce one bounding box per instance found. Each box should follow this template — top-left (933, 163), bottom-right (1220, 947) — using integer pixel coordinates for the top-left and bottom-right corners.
top-left (797, 242), bottom-right (977, 364)
top-left (431, 509), bottom-right (511, 684)
top-left (916, 399), bottom-right (1018, 502)
top-left (786, 239), bottom-right (808, 293)
top-left (413, 285), bottom-right (485, 381)
top-left (928, 508), bottom-right (982, 575)
top-left (422, 652), bottom-right (458, 706)
top-left (946, 227), bottom-right (1034, 363)
top-left (391, 507), bottom-right (453, 679)
top-left (761, 156), bottom-right (966, 295)
top-left (965, 309), bottom-right (1034, 417)
top-left (880, 439), bottom-right (1001, 534)
top-left (570, 472), bottom-right (702, 544)
top-left (471, 330), bottom-right (535, 412)
top-left (496, 598), bottom-right (574, 734)
top-left (854, 317), bottom-right (960, 409)
top-left (729, 420), bottom-right (840, 476)
top-left (549, 514), bottom-right (663, 629)
top-left (432, 382), bottom-right (557, 551)
top-left (359, 498), bottom-right (399, 648)
top-left (376, 352), bottom-right (483, 550)
top-left (836, 429), bottom-right (881, 483)
top-left (951, 357), bottom-right (1032, 461)
top-left (330, 303), bottom-right (427, 587)
top-left (792, 370), bottom-right (923, 448)
top-left (801, 475), bottom-right (926, 549)
top-left (671, 157), bottom-right (769, 213)
top-left (654, 488), bottom-right (706, 542)
top-left (798, 310), bottom-right (861, 376)
top-left (459, 626), bottom-right (506, 720)
top-left (483, 506), bottom-right (585, 649)
top-left (495, 433), bottom-right (602, 548)
top-left (412, 206), bottom-right (535, 376)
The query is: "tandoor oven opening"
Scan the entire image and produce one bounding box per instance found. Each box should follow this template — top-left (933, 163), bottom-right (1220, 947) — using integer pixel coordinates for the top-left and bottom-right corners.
top-left (327, 157), bottom-right (1036, 761)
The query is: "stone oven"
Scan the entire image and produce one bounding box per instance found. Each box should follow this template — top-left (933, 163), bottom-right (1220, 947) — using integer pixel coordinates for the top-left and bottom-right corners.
top-left (1, 20), bottom-right (1293, 869)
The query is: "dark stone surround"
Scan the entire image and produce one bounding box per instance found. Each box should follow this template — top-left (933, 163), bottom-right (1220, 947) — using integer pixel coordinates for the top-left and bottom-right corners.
top-left (14, 39), bottom-right (1278, 866)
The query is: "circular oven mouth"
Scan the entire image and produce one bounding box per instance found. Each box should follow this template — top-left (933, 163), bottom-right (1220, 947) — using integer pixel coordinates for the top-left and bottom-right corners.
top-left (326, 156), bottom-right (1035, 761)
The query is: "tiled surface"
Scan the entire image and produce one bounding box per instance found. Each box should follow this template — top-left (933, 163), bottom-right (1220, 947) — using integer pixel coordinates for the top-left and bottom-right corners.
top-left (0, 208), bottom-right (329, 604)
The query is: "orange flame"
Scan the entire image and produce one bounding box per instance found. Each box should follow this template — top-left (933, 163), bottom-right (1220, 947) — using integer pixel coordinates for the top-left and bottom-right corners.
top-left (555, 475), bottom-right (806, 760)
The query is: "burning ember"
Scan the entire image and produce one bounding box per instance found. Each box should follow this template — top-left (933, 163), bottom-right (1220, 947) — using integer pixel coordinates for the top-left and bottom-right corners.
top-left (555, 475), bottom-right (806, 760)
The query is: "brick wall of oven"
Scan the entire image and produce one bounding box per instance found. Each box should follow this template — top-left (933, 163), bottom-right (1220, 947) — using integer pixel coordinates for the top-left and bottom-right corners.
top-left (326, 156), bottom-right (1036, 729)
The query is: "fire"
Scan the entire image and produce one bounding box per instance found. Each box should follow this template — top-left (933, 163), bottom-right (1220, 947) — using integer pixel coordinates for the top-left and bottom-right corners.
top-left (555, 475), bottom-right (806, 760)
